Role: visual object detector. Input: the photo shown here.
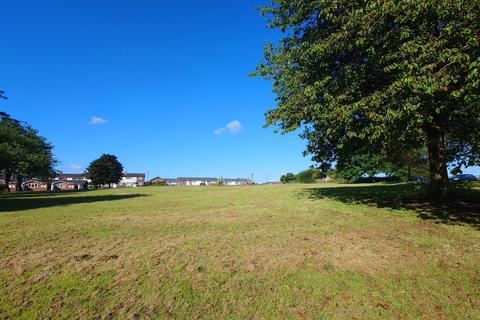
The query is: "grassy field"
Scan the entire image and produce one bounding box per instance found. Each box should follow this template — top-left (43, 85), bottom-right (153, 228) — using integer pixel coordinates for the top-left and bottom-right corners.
top-left (0, 184), bottom-right (479, 319)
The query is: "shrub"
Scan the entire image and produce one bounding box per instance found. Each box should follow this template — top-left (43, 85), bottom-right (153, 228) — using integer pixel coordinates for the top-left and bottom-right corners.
top-left (280, 173), bottom-right (296, 183)
top-left (296, 168), bottom-right (323, 183)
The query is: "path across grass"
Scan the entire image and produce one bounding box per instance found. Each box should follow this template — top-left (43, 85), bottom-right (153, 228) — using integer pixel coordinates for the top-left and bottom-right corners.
top-left (1, 184), bottom-right (479, 319)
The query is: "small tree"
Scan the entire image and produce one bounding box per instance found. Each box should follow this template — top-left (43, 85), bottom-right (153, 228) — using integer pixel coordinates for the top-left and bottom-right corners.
top-left (85, 154), bottom-right (123, 188)
top-left (296, 168), bottom-right (323, 183)
top-left (280, 172), bottom-right (296, 183)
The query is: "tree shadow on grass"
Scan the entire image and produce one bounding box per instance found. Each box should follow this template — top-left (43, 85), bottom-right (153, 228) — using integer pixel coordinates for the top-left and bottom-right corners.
top-left (0, 193), bottom-right (148, 212)
top-left (300, 183), bottom-right (480, 229)
top-left (0, 190), bottom-right (79, 198)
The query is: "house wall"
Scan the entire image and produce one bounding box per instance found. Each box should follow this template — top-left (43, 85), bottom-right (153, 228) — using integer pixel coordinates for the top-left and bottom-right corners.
top-left (53, 183), bottom-right (77, 191)
top-left (179, 180), bottom-right (217, 186)
top-left (119, 177), bottom-right (139, 187)
top-left (24, 182), bottom-right (49, 191)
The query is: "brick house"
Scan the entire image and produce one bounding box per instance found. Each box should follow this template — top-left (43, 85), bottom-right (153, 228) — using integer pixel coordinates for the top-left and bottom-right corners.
top-left (150, 177), bottom-right (165, 184)
top-left (54, 172), bottom-right (145, 188)
top-left (22, 179), bottom-right (50, 191)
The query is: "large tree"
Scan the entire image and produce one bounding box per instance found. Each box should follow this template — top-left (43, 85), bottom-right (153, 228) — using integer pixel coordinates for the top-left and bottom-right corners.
top-left (0, 116), bottom-right (56, 192)
top-left (253, 0), bottom-right (480, 186)
top-left (85, 154), bottom-right (123, 188)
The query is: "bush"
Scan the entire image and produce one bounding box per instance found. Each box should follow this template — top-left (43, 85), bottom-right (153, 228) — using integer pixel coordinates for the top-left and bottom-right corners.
top-left (296, 168), bottom-right (323, 183)
top-left (280, 173), bottom-right (296, 183)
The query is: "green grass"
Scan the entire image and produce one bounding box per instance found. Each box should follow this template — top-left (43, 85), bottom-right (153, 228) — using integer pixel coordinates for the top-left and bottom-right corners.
top-left (0, 184), bottom-right (479, 319)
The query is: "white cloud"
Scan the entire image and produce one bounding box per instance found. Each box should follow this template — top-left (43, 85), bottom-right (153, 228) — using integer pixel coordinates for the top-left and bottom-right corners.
top-left (213, 128), bottom-right (226, 135)
top-left (226, 120), bottom-right (243, 134)
top-left (213, 120), bottom-right (243, 136)
top-left (89, 116), bottom-right (108, 125)
top-left (67, 164), bottom-right (82, 171)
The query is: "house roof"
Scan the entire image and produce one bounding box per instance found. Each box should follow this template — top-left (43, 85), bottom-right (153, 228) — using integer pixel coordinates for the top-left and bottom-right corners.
top-left (52, 179), bottom-right (86, 185)
top-left (57, 173), bottom-right (146, 179)
top-left (23, 178), bottom-right (48, 184)
top-left (58, 173), bottom-right (85, 177)
top-left (149, 177), bottom-right (178, 183)
top-left (177, 177), bottom-right (218, 182)
top-left (224, 178), bottom-right (251, 182)
top-left (153, 177), bottom-right (250, 183)
top-left (124, 173), bottom-right (145, 178)
top-left (57, 173), bottom-right (86, 179)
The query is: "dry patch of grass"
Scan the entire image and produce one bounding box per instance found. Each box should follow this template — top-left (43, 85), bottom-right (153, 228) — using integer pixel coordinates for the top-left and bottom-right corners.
top-left (1, 184), bottom-right (479, 319)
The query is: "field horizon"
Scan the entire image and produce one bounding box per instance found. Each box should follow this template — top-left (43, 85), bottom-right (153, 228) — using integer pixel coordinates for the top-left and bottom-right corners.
top-left (1, 183), bottom-right (479, 319)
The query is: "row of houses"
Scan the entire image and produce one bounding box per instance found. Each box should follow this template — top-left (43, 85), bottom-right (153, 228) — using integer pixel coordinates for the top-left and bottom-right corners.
top-left (1, 173), bottom-right (252, 192)
top-left (1, 173), bottom-right (146, 192)
top-left (149, 177), bottom-right (252, 186)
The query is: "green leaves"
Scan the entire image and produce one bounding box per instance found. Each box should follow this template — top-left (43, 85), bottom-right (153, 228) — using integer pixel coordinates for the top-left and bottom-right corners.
top-left (85, 154), bottom-right (124, 187)
top-left (254, 0), bottom-right (480, 179)
top-left (0, 116), bottom-right (56, 185)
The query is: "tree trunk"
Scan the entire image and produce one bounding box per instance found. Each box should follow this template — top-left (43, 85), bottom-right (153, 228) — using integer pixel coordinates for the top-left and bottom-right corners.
top-left (16, 176), bottom-right (23, 192)
top-left (5, 171), bottom-right (11, 192)
top-left (425, 122), bottom-right (449, 184)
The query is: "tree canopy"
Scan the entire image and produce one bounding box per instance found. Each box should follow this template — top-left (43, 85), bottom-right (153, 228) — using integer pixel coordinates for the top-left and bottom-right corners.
top-left (85, 154), bottom-right (124, 187)
top-left (0, 114), bottom-right (57, 191)
top-left (280, 172), bottom-right (296, 183)
top-left (253, 0), bottom-right (480, 185)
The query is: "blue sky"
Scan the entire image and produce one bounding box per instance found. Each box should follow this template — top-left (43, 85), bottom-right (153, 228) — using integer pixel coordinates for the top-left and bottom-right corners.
top-left (0, 0), bottom-right (315, 182)
top-left (1, 1), bottom-right (478, 181)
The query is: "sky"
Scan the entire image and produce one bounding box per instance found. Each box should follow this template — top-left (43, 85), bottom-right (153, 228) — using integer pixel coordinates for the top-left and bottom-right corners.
top-left (0, 0), bottom-right (315, 182)
top-left (1, 1), bottom-right (478, 181)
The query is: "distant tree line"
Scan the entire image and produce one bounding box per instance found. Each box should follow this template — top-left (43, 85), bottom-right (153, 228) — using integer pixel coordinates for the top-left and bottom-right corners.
top-left (336, 149), bottom-right (429, 182)
top-left (282, 150), bottom-right (428, 183)
top-left (281, 168), bottom-right (327, 184)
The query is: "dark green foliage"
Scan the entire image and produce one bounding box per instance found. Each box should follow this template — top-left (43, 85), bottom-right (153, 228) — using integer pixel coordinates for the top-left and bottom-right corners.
top-left (296, 168), bottom-right (323, 183)
top-left (337, 149), bottom-right (429, 182)
top-left (0, 115), bottom-right (57, 191)
top-left (280, 172), bottom-right (296, 183)
top-left (337, 154), bottom-right (384, 182)
top-left (85, 154), bottom-right (124, 188)
top-left (253, 0), bottom-right (480, 185)
top-left (0, 90), bottom-right (10, 121)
